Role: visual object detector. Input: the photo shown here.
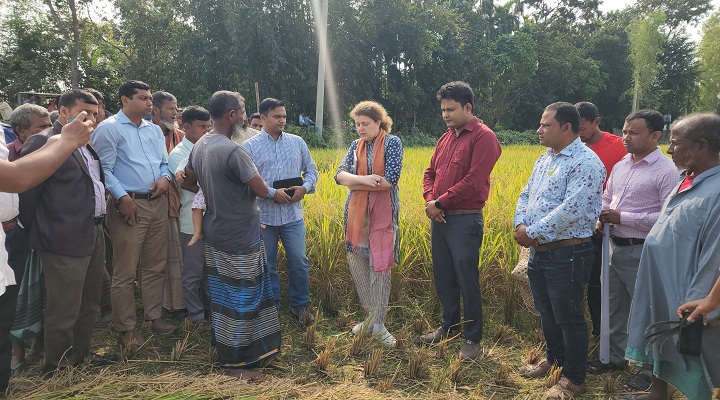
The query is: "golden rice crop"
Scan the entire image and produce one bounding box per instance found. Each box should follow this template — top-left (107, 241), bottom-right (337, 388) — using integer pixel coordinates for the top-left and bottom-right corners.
top-left (303, 145), bottom-right (545, 320)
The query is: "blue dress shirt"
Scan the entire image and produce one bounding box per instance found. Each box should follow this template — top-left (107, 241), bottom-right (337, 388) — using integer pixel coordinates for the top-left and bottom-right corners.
top-left (92, 110), bottom-right (171, 200)
top-left (241, 130), bottom-right (319, 226)
top-left (514, 137), bottom-right (605, 243)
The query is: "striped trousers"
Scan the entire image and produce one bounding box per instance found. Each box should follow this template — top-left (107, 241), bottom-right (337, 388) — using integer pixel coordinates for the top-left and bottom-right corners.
top-left (347, 252), bottom-right (391, 326)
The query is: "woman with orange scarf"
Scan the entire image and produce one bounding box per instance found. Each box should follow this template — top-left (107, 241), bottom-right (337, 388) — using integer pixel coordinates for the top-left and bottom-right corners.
top-left (335, 101), bottom-right (403, 347)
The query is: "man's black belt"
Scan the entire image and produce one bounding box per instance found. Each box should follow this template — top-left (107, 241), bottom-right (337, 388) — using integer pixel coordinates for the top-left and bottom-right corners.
top-left (94, 216), bottom-right (105, 225)
top-left (127, 192), bottom-right (152, 200)
top-left (610, 236), bottom-right (645, 247)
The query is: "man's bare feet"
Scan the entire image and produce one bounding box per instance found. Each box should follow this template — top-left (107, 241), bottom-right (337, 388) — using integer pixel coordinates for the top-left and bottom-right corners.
top-left (222, 367), bottom-right (263, 380)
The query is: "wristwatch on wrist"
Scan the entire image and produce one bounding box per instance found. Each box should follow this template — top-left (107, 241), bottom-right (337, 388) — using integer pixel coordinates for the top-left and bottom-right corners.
top-left (435, 200), bottom-right (443, 209)
top-left (164, 175), bottom-right (172, 182)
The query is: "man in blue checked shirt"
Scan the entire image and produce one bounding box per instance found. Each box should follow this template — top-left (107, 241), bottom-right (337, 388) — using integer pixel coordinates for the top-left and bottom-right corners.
top-left (513, 102), bottom-right (604, 400)
top-left (241, 98), bottom-right (319, 325)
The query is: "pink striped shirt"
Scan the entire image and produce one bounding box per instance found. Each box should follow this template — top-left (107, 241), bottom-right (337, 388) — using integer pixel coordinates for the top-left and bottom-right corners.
top-left (602, 148), bottom-right (680, 239)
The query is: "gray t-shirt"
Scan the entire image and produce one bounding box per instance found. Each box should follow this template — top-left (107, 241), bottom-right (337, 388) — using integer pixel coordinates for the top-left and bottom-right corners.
top-left (188, 133), bottom-right (260, 253)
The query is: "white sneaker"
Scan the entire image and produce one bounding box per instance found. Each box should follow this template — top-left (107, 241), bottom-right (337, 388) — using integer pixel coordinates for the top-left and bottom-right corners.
top-left (352, 321), bottom-right (366, 335)
top-left (373, 324), bottom-right (397, 347)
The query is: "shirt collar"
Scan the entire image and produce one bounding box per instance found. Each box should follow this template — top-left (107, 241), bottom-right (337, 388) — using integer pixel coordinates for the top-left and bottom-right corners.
top-left (8, 139), bottom-right (23, 152)
top-left (117, 110), bottom-right (152, 128)
top-left (453, 116), bottom-right (480, 136)
top-left (260, 129), bottom-right (284, 140)
top-left (620, 147), bottom-right (663, 165)
top-left (686, 164), bottom-right (720, 187)
top-left (179, 137), bottom-right (193, 148)
top-left (550, 136), bottom-right (583, 157)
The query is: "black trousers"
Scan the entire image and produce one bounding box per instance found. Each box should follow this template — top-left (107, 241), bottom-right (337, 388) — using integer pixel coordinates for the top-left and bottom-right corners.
top-left (430, 213), bottom-right (484, 342)
top-left (0, 225), bottom-right (29, 393)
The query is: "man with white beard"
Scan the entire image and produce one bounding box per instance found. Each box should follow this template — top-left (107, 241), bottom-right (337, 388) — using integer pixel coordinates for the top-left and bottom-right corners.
top-left (151, 91), bottom-right (186, 314)
top-left (185, 91), bottom-right (281, 378)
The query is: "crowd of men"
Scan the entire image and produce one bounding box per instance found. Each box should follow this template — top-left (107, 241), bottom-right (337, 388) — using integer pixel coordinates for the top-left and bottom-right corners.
top-left (0, 79), bottom-right (719, 399)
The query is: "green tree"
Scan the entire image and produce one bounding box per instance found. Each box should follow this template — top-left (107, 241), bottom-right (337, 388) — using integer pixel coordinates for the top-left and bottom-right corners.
top-left (626, 10), bottom-right (666, 111)
top-left (0, 7), bottom-right (70, 99)
top-left (697, 10), bottom-right (720, 112)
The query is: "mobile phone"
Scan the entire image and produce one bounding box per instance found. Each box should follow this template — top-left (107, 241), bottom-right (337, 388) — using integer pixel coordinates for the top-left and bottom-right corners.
top-left (67, 116), bottom-right (87, 124)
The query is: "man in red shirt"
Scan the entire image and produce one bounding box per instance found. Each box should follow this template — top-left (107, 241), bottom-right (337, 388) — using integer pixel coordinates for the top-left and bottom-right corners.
top-left (421, 82), bottom-right (502, 361)
top-left (575, 102), bottom-right (627, 338)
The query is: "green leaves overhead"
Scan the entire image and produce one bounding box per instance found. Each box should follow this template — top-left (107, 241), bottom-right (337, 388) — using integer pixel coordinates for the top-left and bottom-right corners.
top-left (0, 0), bottom-right (713, 133)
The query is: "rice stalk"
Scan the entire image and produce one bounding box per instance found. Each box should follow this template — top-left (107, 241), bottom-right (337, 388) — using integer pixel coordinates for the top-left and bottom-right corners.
top-left (545, 364), bottom-right (563, 388)
top-left (524, 345), bottom-right (544, 365)
top-left (435, 341), bottom-right (448, 359)
top-left (449, 356), bottom-right (464, 384)
top-left (531, 328), bottom-right (545, 345)
top-left (407, 348), bottom-right (429, 380)
top-left (492, 324), bottom-right (513, 344)
top-left (170, 332), bottom-right (191, 361)
top-left (603, 375), bottom-right (618, 393)
top-left (493, 363), bottom-right (512, 387)
top-left (302, 321), bottom-right (317, 349)
top-left (363, 349), bottom-right (383, 377)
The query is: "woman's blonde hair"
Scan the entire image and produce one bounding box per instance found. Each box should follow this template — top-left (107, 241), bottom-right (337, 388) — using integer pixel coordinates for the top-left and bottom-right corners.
top-left (350, 101), bottom-right (393, 134)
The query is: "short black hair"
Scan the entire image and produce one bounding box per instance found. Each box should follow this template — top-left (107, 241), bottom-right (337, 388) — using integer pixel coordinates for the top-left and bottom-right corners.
top-left (58, 89), bottom-right (99, 109)
top-left (208, 91), bottom-right (244, 119)
top-left (249, 112), bottom-right (261, 121)
top-left (545, 102), bottom-right (580, 134)
top-left (625, 109), bottom-right (664, 133)
top-left (673, 113), bottom-right (720, 152)
top-left (84, 88), bottom-right (104, 103)
top-left (259, 98), bottom-right (285, 115)
top-left (437, 81), bottom-right (474, 111)
top-left (181, 105), bottom-right (211, 124)
top-left (152, 91), bottom-right (177, 109)
top-left (574, 101), bottom-right (599, 122)
top-left (118, 80), bottom-right (150, 100)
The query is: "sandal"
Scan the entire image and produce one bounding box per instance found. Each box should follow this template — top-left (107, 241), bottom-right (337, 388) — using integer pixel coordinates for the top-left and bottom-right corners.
top-left (623, 371), bottom-right (653, 392)
top-left (519, 359), bottom-right (552, 378)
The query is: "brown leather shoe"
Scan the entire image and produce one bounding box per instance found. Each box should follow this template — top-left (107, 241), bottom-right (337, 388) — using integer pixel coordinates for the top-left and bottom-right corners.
top-left (121, 329), bottom-right (145, 351)
top-left (545, 376), bottom-right (586, 399)
top-left (459, 339), bottom-right (482, 361)
top-left (519, 359), bottom-right (552, 378)
top-left (148, 318), bottom-right (176, 334)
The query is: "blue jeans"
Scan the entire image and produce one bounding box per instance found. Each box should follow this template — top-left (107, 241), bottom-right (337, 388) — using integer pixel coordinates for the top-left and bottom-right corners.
top-left (261, 219), bottom-right (310, 309)
top-left (528, 241), bottom-right (594, 385)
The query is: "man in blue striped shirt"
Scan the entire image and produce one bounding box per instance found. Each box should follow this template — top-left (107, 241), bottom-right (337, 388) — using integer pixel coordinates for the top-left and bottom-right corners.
top-left (242, 98), bottom-right (318, 324)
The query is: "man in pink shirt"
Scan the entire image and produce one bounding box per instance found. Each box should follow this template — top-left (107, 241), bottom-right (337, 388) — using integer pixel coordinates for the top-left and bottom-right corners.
top-left (575, 102), bottom-right (627, 338)
top-left (586, 109), bottom-right (679, 374)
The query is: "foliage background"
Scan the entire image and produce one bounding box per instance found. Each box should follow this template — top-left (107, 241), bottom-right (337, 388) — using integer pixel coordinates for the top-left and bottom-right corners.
top-left (1, 0), bottom-right (719, 135)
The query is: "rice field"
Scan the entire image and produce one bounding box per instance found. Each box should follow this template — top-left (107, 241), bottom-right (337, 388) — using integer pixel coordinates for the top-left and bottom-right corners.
top-left (10, 145), bottom-right (686, 399)
top-left (304, 145), bottom-right (545, 324)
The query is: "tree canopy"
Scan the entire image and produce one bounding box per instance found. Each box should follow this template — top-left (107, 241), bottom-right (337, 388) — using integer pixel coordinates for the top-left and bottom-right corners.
top-left (0, 0), bottom-right (715, 135)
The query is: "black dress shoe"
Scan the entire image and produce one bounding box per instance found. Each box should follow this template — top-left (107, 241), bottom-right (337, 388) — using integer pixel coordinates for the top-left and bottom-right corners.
top-left (586, 358), bottom-right (626, 374)
top-left (87, 352), bottom-right (118, 365)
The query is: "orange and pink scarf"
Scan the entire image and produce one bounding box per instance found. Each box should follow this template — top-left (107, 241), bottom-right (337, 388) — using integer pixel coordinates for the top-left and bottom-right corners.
top-left (346, 130), bottom-right (394, 272)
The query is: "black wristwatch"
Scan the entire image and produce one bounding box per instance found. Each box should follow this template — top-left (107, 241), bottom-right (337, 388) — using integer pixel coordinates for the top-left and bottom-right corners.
top-left (435, 200), bottom-right (443, 209)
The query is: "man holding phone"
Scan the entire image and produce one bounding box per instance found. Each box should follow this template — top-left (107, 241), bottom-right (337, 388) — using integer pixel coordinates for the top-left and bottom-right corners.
top-left (18, 89), bottom-right (116, 371)
top-left (241, 98), bottom-right (318, 324)
top-left (92, 80), bottom-right (175, 350)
